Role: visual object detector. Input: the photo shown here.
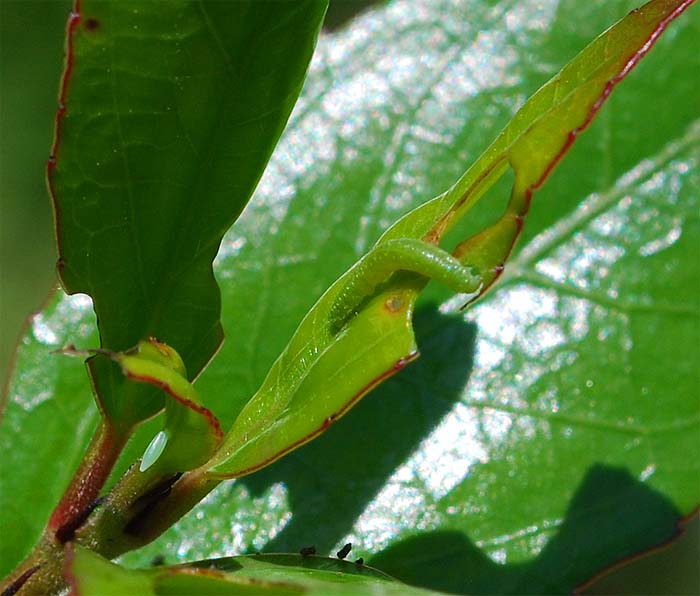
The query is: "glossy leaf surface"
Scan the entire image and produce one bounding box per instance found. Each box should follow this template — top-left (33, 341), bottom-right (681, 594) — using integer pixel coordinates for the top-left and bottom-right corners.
top-left (50, 0), bottom-right (327, 429)
top-left (67, 546), bottom-right (445, 595)
top-left (1, 0), bottom-right (698, 592)
top-left (140, 1), bottom-right (699, 591)
top-left (203, 0), bottom-right (693, 480)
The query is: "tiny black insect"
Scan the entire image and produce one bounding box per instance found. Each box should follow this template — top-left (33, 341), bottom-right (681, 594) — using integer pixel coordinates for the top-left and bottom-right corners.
top-left (336, 542), bottom-right (352, 559)
top-left (299, 545), bottom-right (316, 556)
top-left (355, 557), bottom-right (364, 566)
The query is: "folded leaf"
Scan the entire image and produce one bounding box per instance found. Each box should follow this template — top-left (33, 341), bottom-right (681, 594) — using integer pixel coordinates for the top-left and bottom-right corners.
top-left (383, 0), bottom-right (696, 293)
top-left (205, 0), bottom-right (692, 478)
top-left (61, 339), bottom-right (222, 473)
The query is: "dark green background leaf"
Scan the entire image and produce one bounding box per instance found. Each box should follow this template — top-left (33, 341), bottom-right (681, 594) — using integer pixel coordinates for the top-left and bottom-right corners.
top-left (0, 0), bottom-right (67, 383)
top-left (1, 1), bottom-right (698, 593)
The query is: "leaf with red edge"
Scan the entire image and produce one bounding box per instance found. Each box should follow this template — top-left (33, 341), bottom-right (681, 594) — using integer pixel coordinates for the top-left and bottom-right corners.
top-left (380, 0), bottom-right (696, 294)
top-left (48, 0), bottom-right (328, 433)
top-left (61, 338), bottom-right (222, 474)
top-left (203, 0), bottom-right (694, 482)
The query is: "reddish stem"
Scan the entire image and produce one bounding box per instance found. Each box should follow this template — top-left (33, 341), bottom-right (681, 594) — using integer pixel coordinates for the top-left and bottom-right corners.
top-left (48, 421), bottom-right (126, 538)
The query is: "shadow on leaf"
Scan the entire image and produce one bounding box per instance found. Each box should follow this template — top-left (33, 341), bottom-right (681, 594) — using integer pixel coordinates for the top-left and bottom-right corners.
top-left (241, 304), bottom-right (478, 552)
top-left (369, 464), bottom-right (682, 595)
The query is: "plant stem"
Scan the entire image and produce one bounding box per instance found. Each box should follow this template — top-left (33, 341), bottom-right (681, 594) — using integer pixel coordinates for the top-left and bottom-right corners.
top-left (1, 420), bottom-right (129, 596)
top-left (123, 469), bottom-right (221, 549)
top-left (76, 466), bottom-right (220, 559)
top-left (1, 460), bottom-right (221, 596)
top-left (0, 536), bottom-right (62, 596)
top-left (48, 420), bottom-right (127, 534)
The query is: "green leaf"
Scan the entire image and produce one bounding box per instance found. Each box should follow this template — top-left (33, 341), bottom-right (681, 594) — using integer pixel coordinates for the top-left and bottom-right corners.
top-left (1, 0), bottom-right (698, 592)
top-left (50, 0), bottom-right (328, 430)
top-left (140, 0), bottom-right (696, 590)
top-left (66, 546), bottom-right (447, 595)
top-left (67, 545), bottom-right (153, 596)
top-left (203, 0), bottom-right (693, 480)
top-left (0, 292), bottom-right (100, 573)
top-left (60, 338), bottom-right (223, 473)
